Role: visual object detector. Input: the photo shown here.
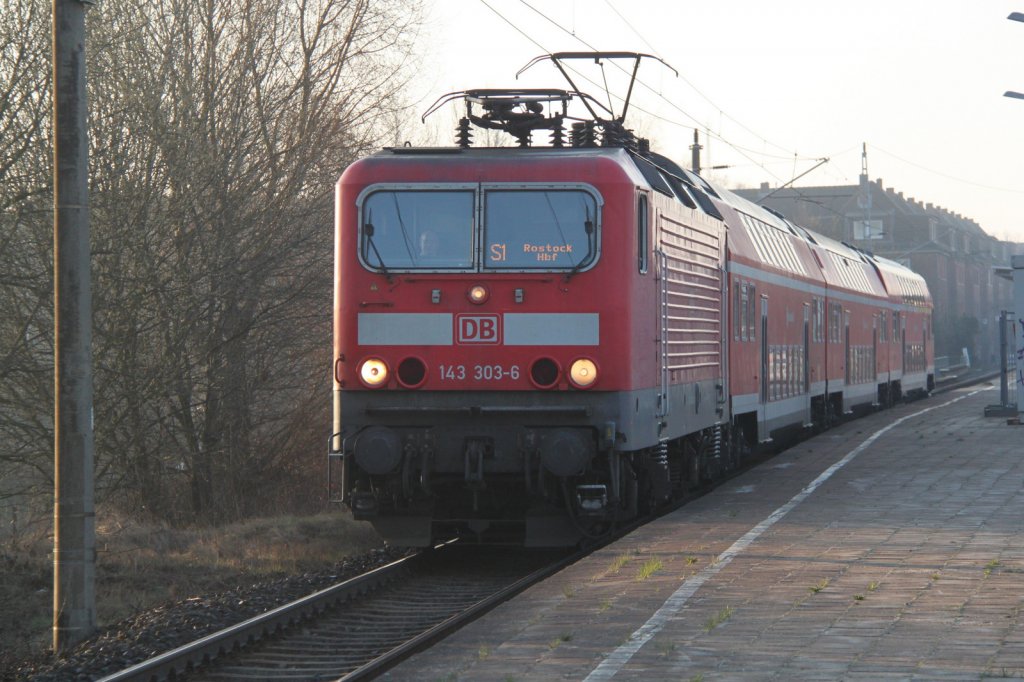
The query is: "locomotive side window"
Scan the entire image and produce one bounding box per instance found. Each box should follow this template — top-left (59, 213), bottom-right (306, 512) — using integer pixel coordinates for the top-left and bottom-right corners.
top-left (637, 193), bottom-right (649, 274)
top-left (360, 190), bottom-right (474, 270)
top-left (485, 190), bottom-right (598, 271)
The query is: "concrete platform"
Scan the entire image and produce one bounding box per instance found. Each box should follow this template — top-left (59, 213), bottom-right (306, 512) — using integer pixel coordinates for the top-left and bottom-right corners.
top-left (383, 384), bottom-right (1024, 680)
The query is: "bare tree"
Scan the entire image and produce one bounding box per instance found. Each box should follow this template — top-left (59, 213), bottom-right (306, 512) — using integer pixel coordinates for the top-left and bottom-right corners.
top-left (87, 0), bottom-right (423, 521)
top-left (0, 0), bottom-right (55, 525)
top-left (0, 0), bottom-right (424, 525)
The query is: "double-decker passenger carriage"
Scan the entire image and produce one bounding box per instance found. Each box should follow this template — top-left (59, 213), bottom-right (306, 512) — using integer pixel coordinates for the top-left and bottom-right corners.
top-left (710, 192), bottom-right (934, 443)
top-left (868, 255), bottom-right (935, 397)
top-left (329, 53), bottom-right (934, 547)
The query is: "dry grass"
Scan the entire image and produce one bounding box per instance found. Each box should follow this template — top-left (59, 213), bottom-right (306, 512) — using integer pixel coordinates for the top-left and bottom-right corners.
top-left (0, 507), bottom-right (382, 668)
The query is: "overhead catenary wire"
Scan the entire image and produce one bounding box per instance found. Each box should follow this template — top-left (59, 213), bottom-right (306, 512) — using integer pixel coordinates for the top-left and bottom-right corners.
top-left (599, 0), bottom-right (803, 159)
top-left (508, 0), bottom-right (821, 182)
top-left (476, 1), bottom-right (1013, 234)
top-left (871, 144), bottom-right (1024, 195)
top-left (476, 0), bottom-right (831, 190)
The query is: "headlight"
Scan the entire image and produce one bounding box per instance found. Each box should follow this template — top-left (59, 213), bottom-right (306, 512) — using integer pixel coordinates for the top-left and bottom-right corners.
top-left (569, 358), bottom-right (598, 388)
top-left (358, 357), bottom-right (389, 388)
top-left (467, 284), bottom-right (489, 304)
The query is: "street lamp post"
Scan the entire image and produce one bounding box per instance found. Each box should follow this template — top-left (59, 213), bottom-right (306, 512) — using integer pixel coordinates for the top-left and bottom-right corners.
top-left (1007, 13), bottom-right (1024, 99)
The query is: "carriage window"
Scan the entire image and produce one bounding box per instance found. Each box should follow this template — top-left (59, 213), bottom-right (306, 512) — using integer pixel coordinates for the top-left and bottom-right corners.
top-left (747, 284), bottom-right (756, 341)
top-left (360, 191), bottom-right (473, 270)
top-left (733, 280), bottom-right (741, 341)
top-left (485, 190), bottom-right (599, 271)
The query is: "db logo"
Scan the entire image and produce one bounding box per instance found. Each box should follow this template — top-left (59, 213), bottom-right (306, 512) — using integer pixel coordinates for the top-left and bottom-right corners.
top-left (456, 314), bottom-right (500, 344)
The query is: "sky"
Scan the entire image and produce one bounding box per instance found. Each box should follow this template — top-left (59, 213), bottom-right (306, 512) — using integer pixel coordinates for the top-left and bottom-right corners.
top-left (410, 0), bottom-right (1024, 243)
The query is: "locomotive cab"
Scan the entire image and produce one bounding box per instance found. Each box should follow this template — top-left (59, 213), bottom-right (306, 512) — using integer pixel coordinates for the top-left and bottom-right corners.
top-left (330, 77), bottom-right (732, 546)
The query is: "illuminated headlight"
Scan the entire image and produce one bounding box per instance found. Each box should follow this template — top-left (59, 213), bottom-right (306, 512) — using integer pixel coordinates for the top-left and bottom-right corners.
top-left (467, 284), bottom-right (489, 304)
top-left (569, 358), bottom-right (598, 388)
top-left (358, 357), bottom-right (389, 388)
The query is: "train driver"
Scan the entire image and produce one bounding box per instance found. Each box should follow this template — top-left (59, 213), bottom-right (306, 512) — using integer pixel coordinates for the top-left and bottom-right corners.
top-left (419, 229), bottom-right (441, 258)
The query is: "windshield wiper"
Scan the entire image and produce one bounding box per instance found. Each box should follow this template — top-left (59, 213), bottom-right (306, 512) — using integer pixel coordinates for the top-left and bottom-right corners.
top-left (363, 219), bottom-right (393, 281)
top-left (563, 208), bottom-right (595, 282)
top-left (390, 194), bottom-right (417, 264)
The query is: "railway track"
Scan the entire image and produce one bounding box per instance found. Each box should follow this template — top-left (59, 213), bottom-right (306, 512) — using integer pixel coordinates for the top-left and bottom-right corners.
top-left (99, 544), bottom-right (576, 682)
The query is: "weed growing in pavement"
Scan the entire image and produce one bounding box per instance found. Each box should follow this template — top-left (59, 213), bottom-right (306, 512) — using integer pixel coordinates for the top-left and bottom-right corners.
top-left (689, 675), bottom-right (705, 682)
top-left (809, 578), bottom-right (829, 594)
top-left (931, 572), bottom-right (941, 581)
top-left (703, 605), bottom-right (734, 632)
top-left (686, 556), bottom-right (699, 565)
top-left (853, 594), bottom-right (865, 601)
top-left (867, 581), bottom-right (880, 591)
top-left (562, 584), bottom-right (576, 599)
top-left (478, 645), bottom-right (490, 660)
top-left (598, 598), bottom-right (612, 613)
top-left (655, 640), bottom-right (677, 656)
top-left (985, 559), bottom-right (1000, 576)
top-left (607, 553), bottom-right (632, 574)
top-left (548, 632), bottom-right (573, 649)
top-left (635, 558), bottom-right (664, 581)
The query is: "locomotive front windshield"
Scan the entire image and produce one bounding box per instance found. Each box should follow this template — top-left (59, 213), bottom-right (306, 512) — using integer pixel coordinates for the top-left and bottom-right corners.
top-left (484, 190), bottom-right (596, 270)
top-left (359, 186), bottom-right (599, 273)
top-left (361, 190), bottom-right (474, 269)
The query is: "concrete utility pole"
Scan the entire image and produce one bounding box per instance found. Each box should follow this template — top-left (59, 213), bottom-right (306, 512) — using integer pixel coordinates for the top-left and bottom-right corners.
top-left (52, 0), bottom-right (96, 652)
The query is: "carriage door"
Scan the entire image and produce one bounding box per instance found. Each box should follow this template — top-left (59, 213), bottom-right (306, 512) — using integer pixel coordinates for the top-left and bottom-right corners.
top-left (759, 296), bottom-right (769, 441)
top-left (803, 303), bottom-right (811, 426)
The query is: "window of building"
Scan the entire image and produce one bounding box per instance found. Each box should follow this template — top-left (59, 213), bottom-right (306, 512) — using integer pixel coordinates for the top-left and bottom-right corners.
top-left (853, 218), bottom-right (884, 240)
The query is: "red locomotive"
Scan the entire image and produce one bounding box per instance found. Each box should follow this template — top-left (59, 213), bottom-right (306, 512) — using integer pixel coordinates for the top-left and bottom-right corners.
top-left (329, 54), bottom-right (933, 546)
